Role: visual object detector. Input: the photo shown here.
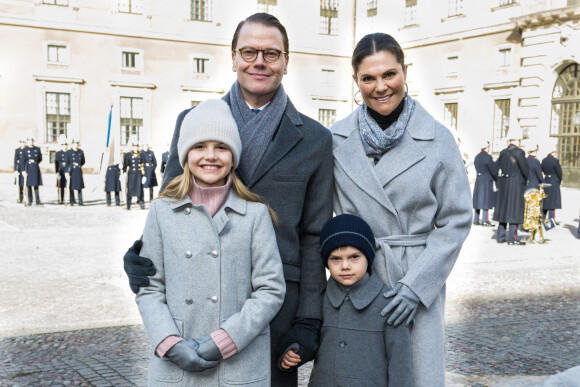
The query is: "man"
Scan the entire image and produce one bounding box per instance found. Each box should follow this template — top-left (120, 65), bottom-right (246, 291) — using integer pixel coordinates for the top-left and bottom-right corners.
top-left (141, 144), bottom-right (158, 202)
top-left (472, 142), bottom-right (497, 226)
top-left (160, 148), bottom-right (169, 175)
top-left (66, 139), bottom-right (86, 206)
top-left (123, 139), bottom-right (145, 210)
top-left (123, 13), bottom-right (333, 386)
top-left (525, 145), bottom-right (544, 191)
top-left (541, 150), bottom-right (562, 221)
top-left (105, 162), bottom-right (122, 207)
top-left (54, 137), bottom-right (69, 204)
top-left (493, 132), bottom-right (529, 245)
top-left (13, 138), bottom-right (26, 203)
top-left (20, 136), bottom-right (43, 206)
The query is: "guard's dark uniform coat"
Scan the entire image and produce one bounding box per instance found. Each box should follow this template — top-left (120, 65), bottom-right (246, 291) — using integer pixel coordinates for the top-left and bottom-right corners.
top-left (20, 146), bottom-right (43, 187)
top-left (66, 149), bottom-right (85, 190)
top-left (55, 150), bottom-right (68, 188)
top-left (123, 151), bottom-right (143, 197)
top-left (525, 155), bottom-right (543, 190)
top-left (141, 150), bottom-right (158, 188)
top-left (472, 151), bottom-right (497, 210)
top-left (14, 147), bottom-right (25, 187)
top-left (493, 145), bottom-right (529, 224)
top-left (105, 164), bottom-right (122, 192)
top-left (160, 151), bottom-right (169, 174)
top-left (541, 155), bottom-right (562, 210)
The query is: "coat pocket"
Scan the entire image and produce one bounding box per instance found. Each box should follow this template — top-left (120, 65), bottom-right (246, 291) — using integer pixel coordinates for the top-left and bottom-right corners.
top-left (150, 317), bottom-right (185, 383)
top-left (222, 328), bottom-right (270, 384)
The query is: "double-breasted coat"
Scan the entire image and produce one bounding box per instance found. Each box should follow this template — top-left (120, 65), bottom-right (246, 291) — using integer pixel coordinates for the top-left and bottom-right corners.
top-left (525, 155), bottom-right (543, 190)
top-left (541, 155), bottom-right (562, 210)
top-left (105, 164), bottom-right (122, 192)
top-left (55, 150), bottom-right (68, 188)
top-left (308, 274), bottom-right (413, 387)
top-left (136, 191), bottom-right (286, 387)
top-left (493, 145), bottom-right (529, 224)
top-left (66, 149), bottom-right (85, 190)
top-left (472, 151), bottom-right (497, 210)
top-left (142, 149), bottom-right (158, 188)
top-left (14, 147), bottom-right (24, 186)
top-left (123, 151), bottom-right (144, 197)
top-left (330, 102), bottom-right (472, 387)
top-left (20, 146), bottom-right (43, 187)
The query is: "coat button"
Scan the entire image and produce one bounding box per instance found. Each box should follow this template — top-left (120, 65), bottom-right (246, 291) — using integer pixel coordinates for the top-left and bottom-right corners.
top-left (211, 250), bottom-right (218, 258)
top-left (185, 299), bottom-right (193, 305)
top-left (184, 208), bottom-right (191, 215)
top-left (210, 296), bottom-right (218, 303)
top-left (339, 341), bottom-right (346, 348)
top-left (185, 251), bottom-right (192, 258)
top-left (345, 296), bottom-right (350, 303)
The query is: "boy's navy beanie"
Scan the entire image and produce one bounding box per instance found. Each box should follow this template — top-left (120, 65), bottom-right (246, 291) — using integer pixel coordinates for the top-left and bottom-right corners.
top-left (320, 214), bottom-right (376, 272)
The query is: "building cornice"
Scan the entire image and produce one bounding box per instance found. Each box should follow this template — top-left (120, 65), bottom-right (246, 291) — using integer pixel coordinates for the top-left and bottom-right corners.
top-left (483, 80), bottom-right (519, 90)
top-left (180, 85), bottom-right (225, 94)
top-left (511, 6), bottom-right (580, 29)
top-left (33, 73), bottom-right (85, 84)
top-left (310, 94), bottom-right (348, 102)
top-left (434, 86), bottom-right (465, 95)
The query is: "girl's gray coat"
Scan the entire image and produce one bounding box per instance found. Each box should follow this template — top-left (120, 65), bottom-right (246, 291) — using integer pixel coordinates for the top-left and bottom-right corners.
top-left (330, 102), bottom-right (472, 386)
top-left (136, 191), bottom-right (286, 386)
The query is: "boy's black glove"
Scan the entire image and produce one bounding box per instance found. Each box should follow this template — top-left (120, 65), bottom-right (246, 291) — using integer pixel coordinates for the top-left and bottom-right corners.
top-left (166, 339), bottom-right (218, 372)
top-left (276, 318), bottom-right (321, 372)
top-left (123, 239), bottom-right (156, 294)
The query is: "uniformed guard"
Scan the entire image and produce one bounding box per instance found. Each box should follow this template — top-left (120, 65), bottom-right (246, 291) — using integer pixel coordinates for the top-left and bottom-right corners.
top-left (541, 150), bottom-right (562, 221)
top-left (141, 144), bottom-right (158, 202)
top-left (524, 145), bottom-right (543, 191)
top-left (493, 128), bottom-right (529, 245)
top-left (123, 138), bottom-right (145, 210)
top-left (105, 163), bottom-right (122, 206)
top-left (13, 138), bottom-right (26, 203)
top-left (20, 135), bottom-right (43, 206)
top-left (66, 139), bottom-right (86, 205)
top-left (160, 149), bottom-right (169, 175)
top-left (472, 142), bottom-right (497, 226)
top-left (54, 136), bottom-right (69, 204)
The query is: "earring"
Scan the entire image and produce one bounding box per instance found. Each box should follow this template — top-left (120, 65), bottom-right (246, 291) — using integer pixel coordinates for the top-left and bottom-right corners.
top-left (353, 89), bottom-right (361, 106)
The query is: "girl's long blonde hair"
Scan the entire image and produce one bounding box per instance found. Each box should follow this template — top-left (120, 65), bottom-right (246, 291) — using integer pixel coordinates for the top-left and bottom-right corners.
top-left (158, 162), bottom-right (278, 225)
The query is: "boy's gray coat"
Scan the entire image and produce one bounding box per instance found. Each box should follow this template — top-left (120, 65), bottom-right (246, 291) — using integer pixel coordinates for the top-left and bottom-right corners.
top-left (308, 274), bottom-right (413, 387)
top-left (330, 102), bottom-right (472, 386)
top-left (136, 191), bottom-right (286, 386)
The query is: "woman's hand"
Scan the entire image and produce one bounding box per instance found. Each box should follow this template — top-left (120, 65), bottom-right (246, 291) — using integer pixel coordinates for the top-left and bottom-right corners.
top-left (381, 283), bottom-right (420, 327)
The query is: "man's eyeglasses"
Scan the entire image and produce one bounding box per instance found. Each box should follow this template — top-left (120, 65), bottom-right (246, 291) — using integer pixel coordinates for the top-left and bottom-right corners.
top-left (236, 47), bottom-right (286, 63)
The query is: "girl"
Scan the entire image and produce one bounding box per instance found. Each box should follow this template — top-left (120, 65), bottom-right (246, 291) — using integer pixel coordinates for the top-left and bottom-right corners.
top-left (136, 99), bottom-right (286, 386)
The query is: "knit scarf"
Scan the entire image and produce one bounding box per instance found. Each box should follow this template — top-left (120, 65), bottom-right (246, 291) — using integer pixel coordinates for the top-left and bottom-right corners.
top-left (359, 93), bottom-right (415, 158)
top-left (225, 81), bottom-right (288, 180)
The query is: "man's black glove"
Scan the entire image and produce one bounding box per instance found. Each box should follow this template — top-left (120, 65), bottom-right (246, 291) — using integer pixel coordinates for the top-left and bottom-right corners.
top-left (123, 239), bottom-right (156, 294)
top-left (276, 318), bottom-right (321, 372)
top-left (195, 336), bottom-right (222, 361)
top-left (166, 339), bottom-right (218, 372)
top-left (380, 283), bottom-right (420, 327)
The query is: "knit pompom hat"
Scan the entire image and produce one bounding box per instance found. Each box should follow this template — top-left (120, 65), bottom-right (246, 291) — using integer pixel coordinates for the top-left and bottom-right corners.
top-left (320, 214), bottom-right (376, 272)
top-left (177, 99), bottom-right (242, 168)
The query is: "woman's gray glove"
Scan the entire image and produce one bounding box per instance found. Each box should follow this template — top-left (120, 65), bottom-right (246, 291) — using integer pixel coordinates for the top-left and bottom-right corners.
top-left (195, 336), bottom-right (222, 362)
top-left (381, 283), bottom-right (420, 327)
top-left (165, 339), bottom-right (218, 372)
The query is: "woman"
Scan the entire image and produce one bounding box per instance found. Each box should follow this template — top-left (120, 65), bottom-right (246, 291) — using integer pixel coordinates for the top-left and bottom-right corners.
top-left (330, 33), bottom-right (472, 386)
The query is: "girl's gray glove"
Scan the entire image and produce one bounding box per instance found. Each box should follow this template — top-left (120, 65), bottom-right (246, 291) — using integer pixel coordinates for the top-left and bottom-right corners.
top-left (195, 336), bottom-right (222, 361)
top-left (381, 283), bottom-right (420, 327)
top-left (165, 339), bottom-right (218, 372)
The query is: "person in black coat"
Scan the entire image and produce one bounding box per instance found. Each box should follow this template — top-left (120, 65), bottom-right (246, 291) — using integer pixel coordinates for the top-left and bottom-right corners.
top-left (472, 143), bottom-right (497, 226)
top-left (13, 139), bottom-right (26, 203)
top-left (104, 163), bottom-right (122, 206)
top-left (54, 139), bottom-right (69, 204)
top-left (160, 150), bottom-right (169, 174)
top-left (123, 140), bottom-right (145, 210)
top-left (493, 137), bottom-right (529, 245)
top-left (525, 145), bottom-right (543, 190)
top-left (541, 150), bottom-right (562, 221)
top-left (20, 136), bottom-right (43, 206)
top-left (141, 144), bottom-right (158, 202)
top-left (66, 139), bottom-right (86, 206)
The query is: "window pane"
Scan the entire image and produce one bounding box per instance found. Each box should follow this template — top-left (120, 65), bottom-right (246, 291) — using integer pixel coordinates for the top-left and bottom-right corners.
top-left (45, 92), bottom-right (70, 143)
top-left (492, 99), bottom-right (510, 151)
top-left (405, 0), bottom-right (417, 26)
top-left (318, 109), bottom-right (336, 128)
top-left (120, 97), bottom-right (144, 145)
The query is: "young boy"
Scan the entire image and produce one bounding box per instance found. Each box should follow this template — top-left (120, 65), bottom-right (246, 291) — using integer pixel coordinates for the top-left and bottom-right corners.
top-left (280, 214), bottom-right (414, 386)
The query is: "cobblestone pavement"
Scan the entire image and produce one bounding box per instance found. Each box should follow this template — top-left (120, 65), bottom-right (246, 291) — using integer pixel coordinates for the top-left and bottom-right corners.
top-left (1, 173), bottom-right (579, 386)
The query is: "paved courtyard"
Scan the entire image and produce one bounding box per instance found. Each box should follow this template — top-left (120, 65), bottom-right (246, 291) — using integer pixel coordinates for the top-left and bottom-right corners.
top-left (0, 172), bottom-right (579, 386)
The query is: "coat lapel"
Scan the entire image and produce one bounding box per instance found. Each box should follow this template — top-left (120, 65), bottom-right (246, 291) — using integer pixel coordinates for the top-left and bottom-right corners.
top-left (373, 130), bottom-right (425, 186)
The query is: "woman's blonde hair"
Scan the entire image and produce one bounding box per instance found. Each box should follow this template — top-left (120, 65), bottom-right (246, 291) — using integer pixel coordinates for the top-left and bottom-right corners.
top-left (158, 162), bottom-right (278, 225)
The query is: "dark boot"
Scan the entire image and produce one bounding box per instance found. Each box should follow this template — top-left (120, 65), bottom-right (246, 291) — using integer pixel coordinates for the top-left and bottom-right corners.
top-left (106, 192), bottom-right (112, 206)
top-left (115, 192), bottom-right (121, 206)
top-left (78, 191), bottom-right (83, 206)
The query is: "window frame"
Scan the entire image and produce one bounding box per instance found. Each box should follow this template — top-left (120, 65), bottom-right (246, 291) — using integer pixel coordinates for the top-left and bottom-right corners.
top-left (45, 41), bottom-right (71, 66)
top-left (191, 0), bottom-right (212, 22)
top-left (119, 48), bottom-right (144, 73)
top-left (319, 0), bottom-right (339, 36)
top-left (118, 0), bottom-right (143, 14)
top-left (45, 91), bottom-right (72, 144)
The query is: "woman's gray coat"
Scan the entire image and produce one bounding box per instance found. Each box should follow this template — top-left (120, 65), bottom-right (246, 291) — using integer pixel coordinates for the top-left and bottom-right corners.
top-left (330, 102), bottom-right (472, 386)
top-left (136, 191), bottom-right (286, 386)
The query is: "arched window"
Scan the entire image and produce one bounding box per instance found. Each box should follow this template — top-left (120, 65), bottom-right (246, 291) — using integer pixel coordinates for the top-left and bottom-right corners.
top-left (550, 63), bottom-right (580, 167)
